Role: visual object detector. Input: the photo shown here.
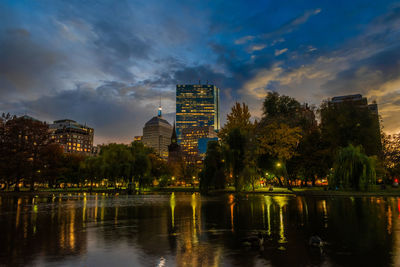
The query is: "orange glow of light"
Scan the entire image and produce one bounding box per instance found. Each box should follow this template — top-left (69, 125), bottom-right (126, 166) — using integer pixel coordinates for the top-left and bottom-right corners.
top-left (387, 206), bottom-right (392, 235)
top-left (230, 203), bottom-right (235, 232)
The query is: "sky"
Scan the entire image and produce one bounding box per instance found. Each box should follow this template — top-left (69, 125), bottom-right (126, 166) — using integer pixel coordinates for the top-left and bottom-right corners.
top-left (1, 0), bottom-right (400, 144)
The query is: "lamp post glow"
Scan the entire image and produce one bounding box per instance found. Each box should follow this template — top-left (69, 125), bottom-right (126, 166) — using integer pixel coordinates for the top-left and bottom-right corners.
top-left (276, 162), bottom-right (281, 168)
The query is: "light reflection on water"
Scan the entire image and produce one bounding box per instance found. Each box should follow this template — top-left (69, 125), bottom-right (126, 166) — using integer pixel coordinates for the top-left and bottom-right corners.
top-left (0, 193), bottom-right (399, 266)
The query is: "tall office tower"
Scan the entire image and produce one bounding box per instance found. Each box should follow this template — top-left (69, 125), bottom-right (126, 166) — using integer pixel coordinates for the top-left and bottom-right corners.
top-left (142, 106), bottom-right (173, 159)
top-left (181, 126), bottom-right (218, 165)
top-left (176, 84), bottom-right (220, 142)
top-left (49, 119), bottom-right (94, 154)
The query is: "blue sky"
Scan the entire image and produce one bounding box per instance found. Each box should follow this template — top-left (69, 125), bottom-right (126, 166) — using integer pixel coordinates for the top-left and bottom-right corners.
top-left (1, 0), bottom-right (400, 143)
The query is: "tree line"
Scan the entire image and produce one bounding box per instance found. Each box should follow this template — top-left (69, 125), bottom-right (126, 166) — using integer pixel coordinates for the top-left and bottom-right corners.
top-left (0, 114), bottom-right (190, 192)
top-left (200, 92), bottom-right (400, 193)
top-left (1, 92), bottom-right (399, 193)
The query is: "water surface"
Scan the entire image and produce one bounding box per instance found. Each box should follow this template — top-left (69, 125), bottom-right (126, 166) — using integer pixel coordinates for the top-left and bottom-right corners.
top-left (0, 193), bottom-right (399, 266)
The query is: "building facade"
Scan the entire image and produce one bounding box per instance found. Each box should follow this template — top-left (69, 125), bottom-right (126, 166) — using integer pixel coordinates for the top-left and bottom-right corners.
top-left (168, 123), bottom-right (183, 164)
top-left (49, 119), bottom-right (94, 154)
top-left (181, 126), bottom-right (218, 164)
top-left (176, 84), bottom-right (220, 142)
top-left (330, 94), bottom-right (380, 118)
top-left (142, 108), bottom-right (172, 159)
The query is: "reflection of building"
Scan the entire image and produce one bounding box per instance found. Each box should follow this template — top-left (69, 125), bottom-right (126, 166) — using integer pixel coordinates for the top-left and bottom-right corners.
top-left (49, 119), bottom-right (94, 154)
top-left (176, 84), bottom-right (220, 142)
top-left (142, 107), bottom-right (172, 159)
top-left (181, 126), bottom-right (218, 164)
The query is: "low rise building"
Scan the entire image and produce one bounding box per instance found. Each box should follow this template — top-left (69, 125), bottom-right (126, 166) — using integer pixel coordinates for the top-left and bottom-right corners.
top-left (49, 119), bottom-right (94, 154)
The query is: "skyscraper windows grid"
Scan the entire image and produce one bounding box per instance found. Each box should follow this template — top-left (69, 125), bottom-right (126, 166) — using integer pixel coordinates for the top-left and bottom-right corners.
top-left (176, 84), bottom-right (220, 142)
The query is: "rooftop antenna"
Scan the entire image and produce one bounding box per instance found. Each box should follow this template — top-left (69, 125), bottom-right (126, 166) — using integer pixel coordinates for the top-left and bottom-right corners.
top-left (199, 80), bottom-right (201, 85)
top-left (158, 95), bottom-right (162, 117)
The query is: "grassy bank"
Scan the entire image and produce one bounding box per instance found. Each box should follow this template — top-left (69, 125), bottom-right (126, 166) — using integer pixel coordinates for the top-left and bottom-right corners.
top-left (2, 186), bottom-right (400, 197)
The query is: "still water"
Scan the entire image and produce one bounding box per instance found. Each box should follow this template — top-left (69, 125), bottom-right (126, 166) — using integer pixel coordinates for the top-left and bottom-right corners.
top-left (0, 193), bottom-right (399, 267)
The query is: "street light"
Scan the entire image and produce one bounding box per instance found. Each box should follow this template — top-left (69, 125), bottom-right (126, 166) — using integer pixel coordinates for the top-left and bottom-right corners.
top-left (276, 162), bottom-right (281, 168)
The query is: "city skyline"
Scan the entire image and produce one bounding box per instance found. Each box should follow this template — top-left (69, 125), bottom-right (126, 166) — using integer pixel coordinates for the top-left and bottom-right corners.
top-left (1, 0), bottom-right (400, 145)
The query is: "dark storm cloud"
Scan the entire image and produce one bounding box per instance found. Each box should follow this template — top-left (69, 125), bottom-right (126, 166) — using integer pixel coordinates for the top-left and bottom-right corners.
top-left (2, 0), bottom-right (400, 141)
top-left (21, 81), bottom-right (175, 144)
top-left (323, 45), bottom-right (400, 96)
top-left (0, 28), bottom-right (66, 99)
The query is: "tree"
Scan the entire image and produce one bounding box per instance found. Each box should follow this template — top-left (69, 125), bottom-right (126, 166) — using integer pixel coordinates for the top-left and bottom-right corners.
top-left (219, 102), bottom-right (255, 192)
top-left (263, 91), bottom-right (301, 120)
top-left (330, 145), bottom-right (376, 191)
top-left (80, 156), bottom-right (102, 191)
top-left (133, 152), bottom-right (151, 193)
top-left (258, 122), bottom-right (302, 162)
top-left (0, 114), bottom-right (52, 191)
top-left (199, 141), bottom-right (225, 193)
top-left (382, 133), bottom-right (400, 182)
top-left (149, 153), bottom-right (170, 184)
top-left (241, 165), bottom-right (258, 191)
top-left (62, 153), bottom-right (86, 187)
top-left (225, 127), bottom-right (247, 191)
top-left (101, 144), bottom-right (133, 188)
top-left (257, 92), bottom-right (309, 187)
top-left (218, 102), bottom-right (253, 139)
top-left (41, 143), bottom-right (65, 188)
top-left (286, 129), bottom-right (331, 186)
top-left (130, 141), bottom-right (151, 193)
top-left (319, 100), bottom-right (382, 157)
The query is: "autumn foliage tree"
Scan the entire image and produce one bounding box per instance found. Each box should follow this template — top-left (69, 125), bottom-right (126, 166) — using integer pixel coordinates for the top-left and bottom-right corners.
top-left (0, 114), bottom-right (53, 191)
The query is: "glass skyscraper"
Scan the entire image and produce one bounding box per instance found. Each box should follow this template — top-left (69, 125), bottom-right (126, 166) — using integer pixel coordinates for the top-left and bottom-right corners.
top-left (176, 84), bottom-right (220, 141)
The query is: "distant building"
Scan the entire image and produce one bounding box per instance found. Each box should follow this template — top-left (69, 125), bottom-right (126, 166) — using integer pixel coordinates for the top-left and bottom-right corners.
top-left (134, 136), bottom-right (143, 142)
top-left (181, 126), bottom-right (218, 164)
top-left (330, 94), bottom-right (380, 116)
top-left (142, 106), bottom-right (172, 159)
top-left (168, 123), bottom-right (183, 164)
top-left (176, 84), bottom-right (220, 142)
top-left (330, 94), bottom-right (379, 113)
top-left (49, 119), bottom-right (94, 154)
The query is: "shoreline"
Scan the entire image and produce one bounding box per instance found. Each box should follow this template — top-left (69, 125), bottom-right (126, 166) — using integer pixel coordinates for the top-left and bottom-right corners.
top-left (1, 187), bottom-right (400, 197)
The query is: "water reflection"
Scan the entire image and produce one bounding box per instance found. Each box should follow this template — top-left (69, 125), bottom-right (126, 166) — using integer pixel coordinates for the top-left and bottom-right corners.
top-left (0, 193), bottom-right (400, 266)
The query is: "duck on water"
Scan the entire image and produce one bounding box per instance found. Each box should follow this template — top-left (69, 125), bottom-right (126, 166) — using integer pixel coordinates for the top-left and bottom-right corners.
top-left (241, 232), bottom-right (265, 248)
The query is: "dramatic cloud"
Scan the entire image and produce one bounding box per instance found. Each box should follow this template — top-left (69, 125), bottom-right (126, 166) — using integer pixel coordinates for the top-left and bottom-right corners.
top-left (1, 0), bottom-right (400, 142)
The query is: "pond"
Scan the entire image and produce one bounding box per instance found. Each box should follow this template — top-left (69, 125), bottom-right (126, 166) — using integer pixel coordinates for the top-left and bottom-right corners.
top-left (0, 193), bottom-right (399, 266)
